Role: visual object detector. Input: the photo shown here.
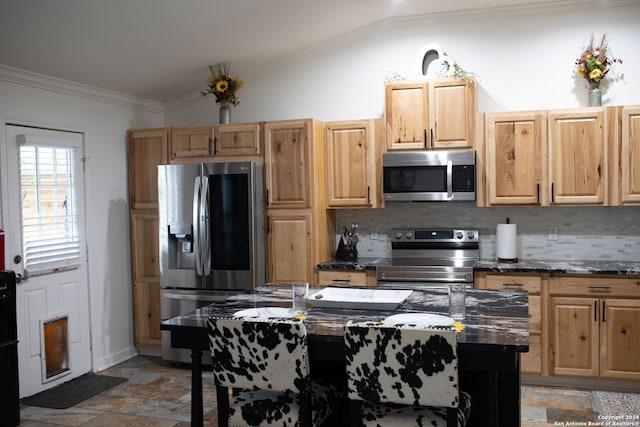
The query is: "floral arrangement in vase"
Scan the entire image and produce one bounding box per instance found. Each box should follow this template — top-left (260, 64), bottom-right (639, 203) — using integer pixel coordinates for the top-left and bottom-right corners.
top-left (201, 63), bottom-right (244, 123)
top-left (575, 33), bottom-right (622, 84)
top-left (201, 63), bottom-right (245, 107)
top-left (575, 34), bottom-right (622, 106)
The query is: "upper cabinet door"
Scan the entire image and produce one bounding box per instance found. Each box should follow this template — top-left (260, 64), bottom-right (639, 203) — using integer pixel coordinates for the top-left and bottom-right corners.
top-left (429, 77), bottom-right (476, 149)
top-left (127, 128), bottom-right (169, 210)
top-left (214, 123), bottom-right (261, 157)
top-left (384, 81), bottom-right (428, 151)
top-left (325, 120), bottom-right (380, 208)
top-left (548, 108), bottom-right (607, 205)
top-left (384, 78), bottom-right (476, 151)
top-left (170, 126), bottom-right (213, 161)
top-left (264, 120), bottom-right (311, 208)
top-left (621, 106), bottom-right (640, 204)
top-left (485, 111), bottom-right (547, 205)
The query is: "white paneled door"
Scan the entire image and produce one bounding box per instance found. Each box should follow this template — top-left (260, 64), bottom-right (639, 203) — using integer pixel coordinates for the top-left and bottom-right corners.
top-left (3, 125), bottom-right (91, 398)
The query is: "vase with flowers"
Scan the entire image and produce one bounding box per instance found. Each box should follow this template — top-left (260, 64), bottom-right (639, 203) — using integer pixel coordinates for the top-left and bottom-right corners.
top-left (201, 63), bottom-right (245, 123)
top-left (575, 34), bottom-right (622, 106)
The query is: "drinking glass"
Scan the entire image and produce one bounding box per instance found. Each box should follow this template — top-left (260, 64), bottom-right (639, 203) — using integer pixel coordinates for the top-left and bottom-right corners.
top-left (449, 283), bottom-right (466, 320)
top-left (292, 281), bottom-right (309, 314)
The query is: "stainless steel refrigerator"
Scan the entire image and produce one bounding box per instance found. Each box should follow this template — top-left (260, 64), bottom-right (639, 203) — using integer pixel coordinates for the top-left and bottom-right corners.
top-left (158, 161), bottom-right (265, 363)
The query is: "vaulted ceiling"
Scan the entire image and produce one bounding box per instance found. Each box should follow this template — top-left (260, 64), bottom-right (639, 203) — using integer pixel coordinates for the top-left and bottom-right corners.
top-left (0, 0), bottom-right (608, 103)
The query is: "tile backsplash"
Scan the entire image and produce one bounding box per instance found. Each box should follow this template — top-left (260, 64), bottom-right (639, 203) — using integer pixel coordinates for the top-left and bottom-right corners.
top-left (335, 203), bottom-right (640, 262)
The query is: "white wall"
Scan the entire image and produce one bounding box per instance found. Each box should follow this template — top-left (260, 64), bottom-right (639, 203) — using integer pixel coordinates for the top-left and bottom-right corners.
top-left (0, 66), bottom-right (164, 371)
top-left (166, 3), bottom-right (640, 125)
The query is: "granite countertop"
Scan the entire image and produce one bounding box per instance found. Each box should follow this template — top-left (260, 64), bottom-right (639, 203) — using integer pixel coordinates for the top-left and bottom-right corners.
top-left (162, 284), bottom-right (529, 351)
top-left (315, 257), bottom-right (381, 271)
top-left (475, 259), bottom-right (640, 276)
top-left (317, 258), bottom-right (640, 276)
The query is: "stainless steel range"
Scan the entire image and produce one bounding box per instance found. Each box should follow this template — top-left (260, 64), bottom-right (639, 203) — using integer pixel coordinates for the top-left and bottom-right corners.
top-left (376, 228), bottom-right (479, 289)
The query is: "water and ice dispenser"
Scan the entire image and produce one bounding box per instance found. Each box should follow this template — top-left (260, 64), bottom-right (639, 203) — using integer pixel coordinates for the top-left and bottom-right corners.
top-left (167, 221), bottom-right (195, 269)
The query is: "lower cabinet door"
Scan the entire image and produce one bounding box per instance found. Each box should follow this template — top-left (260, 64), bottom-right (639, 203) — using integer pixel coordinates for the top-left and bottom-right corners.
top-left (267, 212), bottom-right (312, 283)
top-left (601, 298), bottom-right (640, 380)
top-left (551, 297), bottom-right (599, 377)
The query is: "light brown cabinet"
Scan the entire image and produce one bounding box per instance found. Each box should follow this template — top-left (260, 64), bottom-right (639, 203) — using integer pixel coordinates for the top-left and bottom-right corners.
top-left (384, 77), bottom-right (476, 151)
top-left (485, 111), bottom-right (548, 205)
top-left (266, 211), bottom-right (313, 283)
top-left (549, 276), bottom-right (640, 380)
top-left (215, 123), bottom-right (261, 157)
top-left (170, 123), bottom-right (261, 162)
top-left (170, 126), bottom-right (212, 160)
top-left (477, 272), bottom-right (543, 375)
top-left (127, 128), bottom-right (169, 349)
top-left (264, 119), bottom-right (336, 284)
top-left (264, 120), bottom-right (314, 208)
top-left (548, 108), bottom-right (607, 205)
top-left (130, 212), bottom-right (161, 347)
top-left (621, 106), bottom-right (640, 204)
top-left (482, 106), bottom-right (638, 207)
top-left (325, 119), bottom-right (383, 208)
top-left (128, 128), bottom-right (169, 210)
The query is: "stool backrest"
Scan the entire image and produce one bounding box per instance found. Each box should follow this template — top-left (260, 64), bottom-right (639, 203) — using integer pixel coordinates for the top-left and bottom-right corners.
top-left (208, 317), bottom-right (309, 393)
top-left (345, 321), bottom-right (459, 408)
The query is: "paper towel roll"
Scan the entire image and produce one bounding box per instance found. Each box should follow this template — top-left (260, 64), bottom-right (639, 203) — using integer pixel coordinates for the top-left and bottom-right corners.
top-left (496, 223), bottom-right (518, 262)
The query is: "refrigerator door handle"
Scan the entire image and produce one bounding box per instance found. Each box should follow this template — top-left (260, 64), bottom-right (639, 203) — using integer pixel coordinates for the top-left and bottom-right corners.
top-left (193, 176), bottom-right (203, 276)
top-left (201, 176), bottom-right (211, 276)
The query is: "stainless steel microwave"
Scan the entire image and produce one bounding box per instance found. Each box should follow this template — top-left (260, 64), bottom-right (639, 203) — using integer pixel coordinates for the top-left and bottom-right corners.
top-left (382, 149), bottom-right (476, 202)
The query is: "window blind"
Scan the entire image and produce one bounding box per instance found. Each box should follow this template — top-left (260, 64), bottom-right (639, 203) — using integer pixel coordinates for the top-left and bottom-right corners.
top-left (19, 141), bottom-right (80, 276)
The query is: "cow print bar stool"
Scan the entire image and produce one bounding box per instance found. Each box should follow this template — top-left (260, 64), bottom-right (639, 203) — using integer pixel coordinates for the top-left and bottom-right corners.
top-left (208, 316), bottom-right (343, 427)
top-left (344, 321), bottom-right (472, 427)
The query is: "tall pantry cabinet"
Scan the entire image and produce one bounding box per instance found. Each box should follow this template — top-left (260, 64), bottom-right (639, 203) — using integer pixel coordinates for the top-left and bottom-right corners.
top-left (264, 119), bottom-right (336, 284)
top-left (126, 128), bottom-right (169, 350)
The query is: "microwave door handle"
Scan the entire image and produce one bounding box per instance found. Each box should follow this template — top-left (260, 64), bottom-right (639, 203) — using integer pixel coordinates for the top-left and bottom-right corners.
top-left (193, 176), bottom-right (203, 276)
top-left (201, 176), bottom-right (211, 276)
top-left (446, 160), bottom-right (453, 199)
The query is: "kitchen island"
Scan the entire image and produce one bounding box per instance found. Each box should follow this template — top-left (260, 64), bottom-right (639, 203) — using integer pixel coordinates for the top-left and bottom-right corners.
top-left (161, 284), bottom-right (529, 427)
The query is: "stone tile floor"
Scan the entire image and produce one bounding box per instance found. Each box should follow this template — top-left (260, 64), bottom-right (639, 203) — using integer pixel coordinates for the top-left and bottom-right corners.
top-left (19, 355), bottom-right (640, 426)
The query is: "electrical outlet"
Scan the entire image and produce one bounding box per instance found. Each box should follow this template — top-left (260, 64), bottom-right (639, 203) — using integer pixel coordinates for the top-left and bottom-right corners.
top-left (548, 227), bottom-right (558, 241)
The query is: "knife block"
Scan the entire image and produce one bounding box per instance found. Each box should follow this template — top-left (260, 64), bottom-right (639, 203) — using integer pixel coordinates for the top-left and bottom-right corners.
top-left (336, 238), bottom-right (357, 261)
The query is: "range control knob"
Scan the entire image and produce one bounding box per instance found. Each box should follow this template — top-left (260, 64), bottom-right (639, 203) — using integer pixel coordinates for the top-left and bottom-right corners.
top-left (405, 231), bottom-right (413, 239)
top-left (395, 232), bottom-right (403, 240)
top-left (455, 231), bottom-right (464, 239)
top-left (467, 231), bottom-right (475, 240)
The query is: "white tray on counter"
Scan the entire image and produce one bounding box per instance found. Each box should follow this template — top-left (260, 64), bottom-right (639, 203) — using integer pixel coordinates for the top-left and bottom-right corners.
top-left (308, 287), bottom-right (412, 310)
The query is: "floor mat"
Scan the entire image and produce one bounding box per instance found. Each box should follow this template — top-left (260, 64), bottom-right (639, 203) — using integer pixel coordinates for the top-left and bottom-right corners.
top-left (21, 374), bottom-right (127, 409)
top-left (593, 390), bottom-right (640, 417)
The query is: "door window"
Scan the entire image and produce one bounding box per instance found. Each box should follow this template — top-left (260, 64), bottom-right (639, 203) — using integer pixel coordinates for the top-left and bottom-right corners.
top-left (18, 136), bottom-right (81, 276)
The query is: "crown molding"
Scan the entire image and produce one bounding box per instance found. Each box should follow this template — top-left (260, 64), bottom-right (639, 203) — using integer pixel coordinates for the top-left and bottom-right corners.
top-left (0, 64), bottom-right (164, 115)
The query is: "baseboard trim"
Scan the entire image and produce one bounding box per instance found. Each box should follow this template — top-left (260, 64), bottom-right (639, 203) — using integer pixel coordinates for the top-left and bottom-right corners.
top-left (522, 374), bottom-right (640, 393)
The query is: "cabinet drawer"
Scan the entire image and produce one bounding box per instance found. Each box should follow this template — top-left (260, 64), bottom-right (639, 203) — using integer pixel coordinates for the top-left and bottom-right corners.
top-left (549, 276), bottom-right (640, 297)
top-left (318, 270), bottom-right (368, 286)
top-left (485, 274), bottom-right (541, 294)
